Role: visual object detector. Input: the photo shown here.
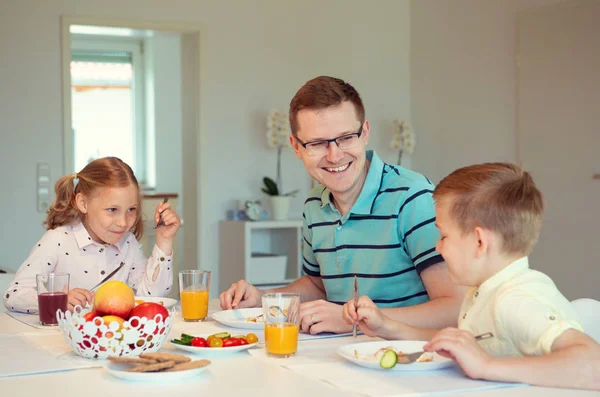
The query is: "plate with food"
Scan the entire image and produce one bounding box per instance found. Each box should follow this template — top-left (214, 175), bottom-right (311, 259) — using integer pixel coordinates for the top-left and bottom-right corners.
top-left (337, 340), bottom-right (454, 371)
top-left (134, 296), bottom-right (177, 309)
top-left (105, 352), bottom-right (210, 381)
top-left (211, 308), bottom-right (265, 329)
top-left (170, 332), bottom-right (260, 357)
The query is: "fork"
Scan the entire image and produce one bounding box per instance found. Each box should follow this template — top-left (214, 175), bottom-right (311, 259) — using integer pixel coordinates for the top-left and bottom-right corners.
top-left (397, 332), bottom-right (494, 364)
top-left (153, 197), bottom-right (169, 229)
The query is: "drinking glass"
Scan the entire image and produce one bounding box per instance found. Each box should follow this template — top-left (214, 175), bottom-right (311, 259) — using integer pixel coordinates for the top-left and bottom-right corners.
top-left (36, 273), bottom-right (70, 326)
top-left (178, 270), bottom-right (210, 322)
top-left (262, 293), bottom-right (300, 358)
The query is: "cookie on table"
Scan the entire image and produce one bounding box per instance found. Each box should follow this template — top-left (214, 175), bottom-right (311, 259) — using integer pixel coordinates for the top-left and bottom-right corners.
top-left (164, 359), bottom-right (211, 372)
top-left (139, 352), bottom-right (191, 364)
top-left (125, 361), bottom-right (175, 372)
top-left (108, 356), bottom-right (159, 365)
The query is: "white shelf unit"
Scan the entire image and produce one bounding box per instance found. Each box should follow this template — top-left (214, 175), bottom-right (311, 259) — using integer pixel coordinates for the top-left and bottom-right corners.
top-left (219, 220), bottom-right (303, 292)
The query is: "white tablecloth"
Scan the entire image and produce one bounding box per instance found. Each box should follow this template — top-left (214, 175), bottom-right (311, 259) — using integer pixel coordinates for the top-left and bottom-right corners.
top-left (0, 301), bottom-right (596, 397)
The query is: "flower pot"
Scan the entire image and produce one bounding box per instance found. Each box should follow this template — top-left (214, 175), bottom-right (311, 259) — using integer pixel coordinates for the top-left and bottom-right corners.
top-left (269, 196), bottom-right (292, 221)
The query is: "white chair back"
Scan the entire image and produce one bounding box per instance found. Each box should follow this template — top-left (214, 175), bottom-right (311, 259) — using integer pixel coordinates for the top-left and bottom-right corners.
top-left (571, 298), bottom-right (600, 343)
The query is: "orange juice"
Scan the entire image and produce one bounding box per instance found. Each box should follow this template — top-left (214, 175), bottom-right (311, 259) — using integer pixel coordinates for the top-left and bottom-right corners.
top-left (264, 322), bottom-right (299, 356)
top-left (180, 290), bottom-right (209, 321)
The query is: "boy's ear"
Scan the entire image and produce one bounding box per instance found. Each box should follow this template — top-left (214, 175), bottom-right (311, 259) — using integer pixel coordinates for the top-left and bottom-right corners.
top-left (474, 226), bottom-right (489, 258)
top-left (74, 192), bottom-right (88, 214)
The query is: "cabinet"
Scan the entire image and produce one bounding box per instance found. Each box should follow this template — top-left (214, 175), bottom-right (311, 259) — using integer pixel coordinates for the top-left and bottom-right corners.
top-left (219, 220), bottom-right (303, 292)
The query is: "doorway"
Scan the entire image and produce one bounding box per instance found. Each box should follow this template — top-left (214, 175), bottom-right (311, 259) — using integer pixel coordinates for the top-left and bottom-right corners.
top-left (60, 16), bottom-right (201, 296)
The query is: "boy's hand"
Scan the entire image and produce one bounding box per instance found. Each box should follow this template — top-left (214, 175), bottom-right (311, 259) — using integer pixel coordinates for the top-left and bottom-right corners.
top-left (342, 296), bottom-right (388, 337)
top-left (423, 328), bottom-right (492, 379)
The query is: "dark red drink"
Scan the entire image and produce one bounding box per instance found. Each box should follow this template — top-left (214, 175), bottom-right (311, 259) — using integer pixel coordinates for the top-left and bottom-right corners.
top-left (38, 292), bottom-right (68, 325)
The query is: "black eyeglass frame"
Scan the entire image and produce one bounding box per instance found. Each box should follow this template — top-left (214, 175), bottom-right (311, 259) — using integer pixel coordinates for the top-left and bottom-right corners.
top-left (294, 124), bottom-right (364, 153)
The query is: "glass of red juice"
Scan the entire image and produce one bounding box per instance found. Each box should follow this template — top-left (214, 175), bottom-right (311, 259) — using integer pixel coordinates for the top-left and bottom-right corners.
top-left (36, 273), bottom-right (69, 326)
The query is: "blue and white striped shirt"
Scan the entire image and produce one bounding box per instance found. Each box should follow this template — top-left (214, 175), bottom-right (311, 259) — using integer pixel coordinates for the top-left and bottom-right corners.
top-left (302, 150), bottom-right (443, 308)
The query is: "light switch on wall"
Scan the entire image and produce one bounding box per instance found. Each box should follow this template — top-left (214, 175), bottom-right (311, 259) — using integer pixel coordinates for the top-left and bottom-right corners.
top-left (37, 163), bottom-right (51, 212)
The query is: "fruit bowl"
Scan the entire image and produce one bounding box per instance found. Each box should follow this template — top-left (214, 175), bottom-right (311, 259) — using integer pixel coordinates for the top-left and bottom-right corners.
top-left (57, 305), bottom-right (174, 359)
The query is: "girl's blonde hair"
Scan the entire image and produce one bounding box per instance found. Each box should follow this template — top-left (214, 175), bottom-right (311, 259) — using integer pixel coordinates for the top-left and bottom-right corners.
top-left (433, 163), bottom-right (544, 256)
top-left (44, 157), bottom-right (144, 240)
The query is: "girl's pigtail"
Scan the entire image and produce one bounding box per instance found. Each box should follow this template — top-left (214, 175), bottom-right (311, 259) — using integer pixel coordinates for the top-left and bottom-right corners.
top-left (43, 174), bottom-right (80, 230)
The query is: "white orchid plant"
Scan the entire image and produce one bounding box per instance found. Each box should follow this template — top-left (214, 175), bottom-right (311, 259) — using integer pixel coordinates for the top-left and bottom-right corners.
top-left (390, 119), bottom-right (416, 165)
top-left (264, 109), bottom-right (298, 196)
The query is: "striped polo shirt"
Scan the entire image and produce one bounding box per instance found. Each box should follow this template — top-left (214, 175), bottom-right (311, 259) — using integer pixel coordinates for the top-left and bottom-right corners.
top-left (302, 150), bottom-right (443, 308)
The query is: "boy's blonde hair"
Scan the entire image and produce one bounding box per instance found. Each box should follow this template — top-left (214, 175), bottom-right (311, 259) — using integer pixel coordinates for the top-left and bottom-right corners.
top-left (433, 163), bottom-right (544, 256)
top-left (44, 157), bottom-right (144, 240)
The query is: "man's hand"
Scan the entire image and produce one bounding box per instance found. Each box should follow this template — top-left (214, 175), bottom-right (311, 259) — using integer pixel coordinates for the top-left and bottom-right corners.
top-left (299, 299), bottom-right (353, 334)
top-left (68, 288), bottom-right (94, 312)
top-left (423, 328), bottom-right (492, 379)
top-left (343, 295), bottom-right (391, 337)
top-left (219, 280), bottom-right (263, 310)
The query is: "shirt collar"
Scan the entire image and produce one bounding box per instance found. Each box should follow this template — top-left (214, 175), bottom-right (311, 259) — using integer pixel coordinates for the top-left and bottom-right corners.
top-left (349, 150), bottom-right (384, 215)
top-left (319, 150), bottom-right (384, 216)
top-left (72, 222), bottom-right (96, 249)
top-left (476, 256), bottom-right (530, 297)
top-left (71, 221), bottom-right (128, 252)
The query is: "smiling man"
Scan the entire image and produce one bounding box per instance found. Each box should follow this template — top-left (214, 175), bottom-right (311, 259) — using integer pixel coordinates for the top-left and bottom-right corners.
top-left (220, 76), bottom-right (465, 334)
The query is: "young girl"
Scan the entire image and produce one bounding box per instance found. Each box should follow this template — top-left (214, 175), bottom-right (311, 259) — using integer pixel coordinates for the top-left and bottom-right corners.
top-left (3, 157), bottom-right (181, 313)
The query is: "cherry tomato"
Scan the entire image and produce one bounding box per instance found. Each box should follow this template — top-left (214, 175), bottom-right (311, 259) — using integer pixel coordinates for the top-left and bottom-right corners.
top-left (245, 333), bottom-right (258, 344)
top-left (223, 338), bottom-right (241, 347)
top-left (191, 337), bottom-right (207, 347)
top-left (239, 338), bottom-right (248, 345)
top-left (207, 335), bottom-right (216, 345)
top-left (209, 337), bottom-right (223, 348)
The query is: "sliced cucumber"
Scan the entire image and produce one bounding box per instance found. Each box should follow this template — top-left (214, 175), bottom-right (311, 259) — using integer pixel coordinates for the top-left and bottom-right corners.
top-left (380, 349), bottom-right (398, 369)
top-left (211, 332), bottom-right (231, 339)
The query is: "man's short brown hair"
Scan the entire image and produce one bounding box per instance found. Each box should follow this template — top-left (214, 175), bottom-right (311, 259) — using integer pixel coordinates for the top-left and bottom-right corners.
top-left (433, 163), bottom-right (544, 256)
top-left (289, 76), bottom-right (365, 135)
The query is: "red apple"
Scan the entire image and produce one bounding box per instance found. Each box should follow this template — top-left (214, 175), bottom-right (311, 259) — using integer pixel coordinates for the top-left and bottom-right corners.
top-left (83, 311), bottom-right (99, 322)
top-left (128, 302), bottom-right (169, 323)
top-left (93, 280), bottom-right (135, 319)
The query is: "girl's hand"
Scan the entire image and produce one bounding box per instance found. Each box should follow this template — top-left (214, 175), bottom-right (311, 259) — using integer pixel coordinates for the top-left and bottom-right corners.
top-left (423, 328), bottom-right (492, 379)
top-left (154, 201), bottom-right (181, 254)
top-left (68, 288), bottom-right (94, 312)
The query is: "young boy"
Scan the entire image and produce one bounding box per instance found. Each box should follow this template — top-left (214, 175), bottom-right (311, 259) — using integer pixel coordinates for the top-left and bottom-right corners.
top-left (343, 163), bottom-right (600, 390)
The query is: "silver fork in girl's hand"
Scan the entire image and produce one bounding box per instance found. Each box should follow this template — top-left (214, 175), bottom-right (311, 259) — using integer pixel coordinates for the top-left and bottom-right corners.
top-left (153, 197), bottom-right (169, 229)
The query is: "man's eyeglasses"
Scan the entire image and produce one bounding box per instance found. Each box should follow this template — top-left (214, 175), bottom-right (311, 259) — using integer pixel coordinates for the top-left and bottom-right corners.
top-left (295, 125), bottom-right (364, 156)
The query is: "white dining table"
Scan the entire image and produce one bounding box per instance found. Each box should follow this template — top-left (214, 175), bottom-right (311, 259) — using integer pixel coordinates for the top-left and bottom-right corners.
top-left (0, 300), bottom-right (596, 397)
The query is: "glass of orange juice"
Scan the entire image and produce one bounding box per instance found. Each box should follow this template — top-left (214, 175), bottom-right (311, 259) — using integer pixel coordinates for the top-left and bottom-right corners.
top-left (178, 270), bottom-right (210, 322)
top-left (262, 293), bottom-right (300, 358)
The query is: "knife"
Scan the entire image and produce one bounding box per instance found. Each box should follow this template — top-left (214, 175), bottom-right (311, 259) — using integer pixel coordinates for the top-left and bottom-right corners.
top-left (353, 275), bottom-right (359, 338)
top-left (90, 262), bottom-right (125, 291)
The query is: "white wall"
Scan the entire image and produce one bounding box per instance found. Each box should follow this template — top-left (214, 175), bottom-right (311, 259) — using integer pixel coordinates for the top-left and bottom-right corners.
top-left (148, 32), bottom-right (182, 196)
top-left (410, 0), bottom-right (564, 183)
top-left (0, 0), bottom-right (410, 294)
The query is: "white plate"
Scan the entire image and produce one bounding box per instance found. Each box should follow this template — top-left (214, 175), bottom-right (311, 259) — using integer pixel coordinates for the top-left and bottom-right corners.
top-left (105, 360), bottom-right (210, 382)
top-left (337, 340), bottom-right (454, 371)
top-left (134, 296), bottom-right (177, 309)
top-left (170, 340), bottom-right (259, 357)
top-left (211, 308), bottom-right (264, 330)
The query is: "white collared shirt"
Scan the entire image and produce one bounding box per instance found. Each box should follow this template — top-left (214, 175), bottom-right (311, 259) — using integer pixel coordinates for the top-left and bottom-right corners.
top-left (459, 256), bottom-right (582, 357)
top-left (3, 222), bottom-right (173, 314)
